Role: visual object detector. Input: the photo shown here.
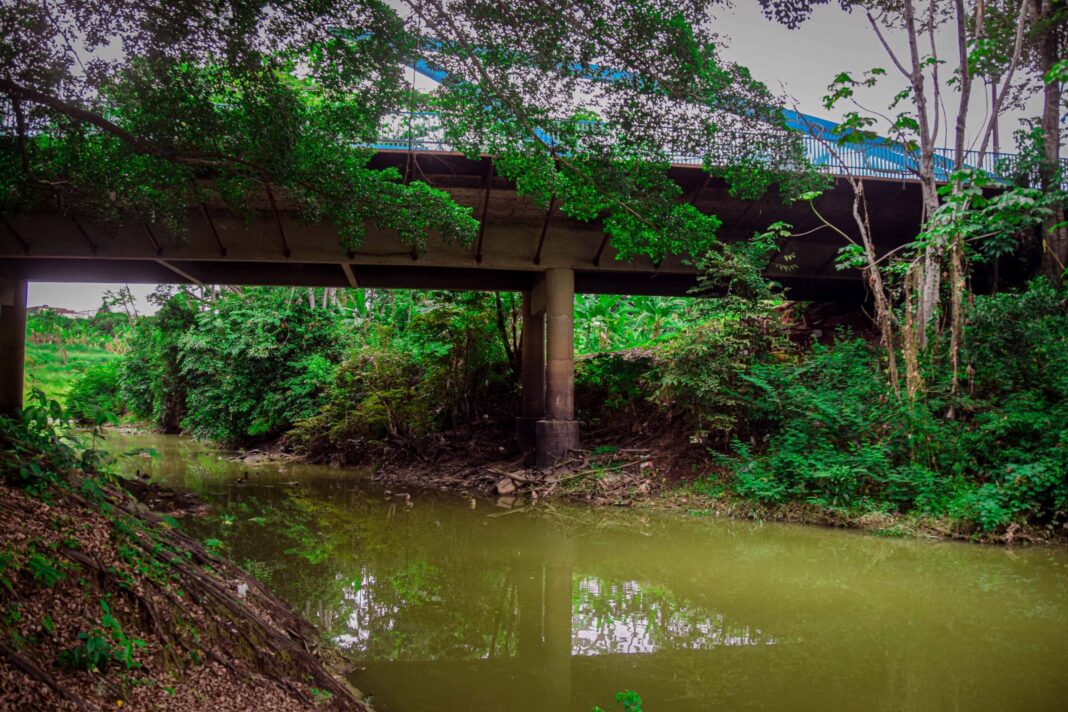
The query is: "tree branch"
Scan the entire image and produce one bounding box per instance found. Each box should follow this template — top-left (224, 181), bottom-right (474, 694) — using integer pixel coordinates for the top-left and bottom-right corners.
top-left (866, 12), bottom-right (912, 79)
top-left (0, 78), bottom-right (160, 155)
top-left (976, 0), bottom-right (1029, 162)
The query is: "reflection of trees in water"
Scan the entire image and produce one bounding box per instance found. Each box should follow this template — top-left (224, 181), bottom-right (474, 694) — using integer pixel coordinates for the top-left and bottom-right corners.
top-left (179, 473), bottom-right (763, 665)
top-left (571, 576), bottom-right (772, 656)
top-left (107, 434), bottom-right (1068, 712)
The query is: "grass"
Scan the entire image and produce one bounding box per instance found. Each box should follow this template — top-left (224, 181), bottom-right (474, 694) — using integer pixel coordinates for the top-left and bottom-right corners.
top-left (24, 342), bottom-right (121, 405)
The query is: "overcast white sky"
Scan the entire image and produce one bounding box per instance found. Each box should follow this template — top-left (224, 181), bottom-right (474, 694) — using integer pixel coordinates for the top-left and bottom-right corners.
top-left (30, 1), bottom-right (1043, 314)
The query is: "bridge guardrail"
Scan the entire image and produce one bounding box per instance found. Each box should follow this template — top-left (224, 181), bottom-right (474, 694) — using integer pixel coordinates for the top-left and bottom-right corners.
top-left (371, 113), bottom-right (1067, 187)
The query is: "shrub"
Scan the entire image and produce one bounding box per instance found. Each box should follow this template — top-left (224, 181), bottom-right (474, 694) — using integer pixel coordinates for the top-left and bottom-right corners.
top-left (0, 390), bottom-right (109, 492)
top-left (652, 314), bottom-right (782, 442)
top-left (290, 292), bottom-right (513, 456)
top-left (291, 343), bottom-right (435, 452)
top-left (66, 361), bottom-right (123, 424)
top-left (575, 352), bottom-right (654, 418)
top-left (178, 289), bottom-right (343, 446)
top-left (708, 281), bottom-right (1068, 532)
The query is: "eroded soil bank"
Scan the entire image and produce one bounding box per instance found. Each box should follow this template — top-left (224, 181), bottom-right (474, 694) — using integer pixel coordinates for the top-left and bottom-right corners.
top-left (0, 474), bottom-right (367, 711)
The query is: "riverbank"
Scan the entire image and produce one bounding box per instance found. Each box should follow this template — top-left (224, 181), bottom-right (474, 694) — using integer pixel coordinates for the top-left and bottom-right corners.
top-left (281, 418), bottom-right (1067, 547)
top-left (0, 417), bottom-right (367, 710)
top-left (374, 457), bottom-right (1065, 546)
top-left (104, 417), bottom-right (1065, 547)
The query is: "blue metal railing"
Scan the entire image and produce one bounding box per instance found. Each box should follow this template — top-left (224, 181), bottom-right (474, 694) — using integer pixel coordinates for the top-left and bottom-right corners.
top-left (369, 112), bottom-right (1066, 186)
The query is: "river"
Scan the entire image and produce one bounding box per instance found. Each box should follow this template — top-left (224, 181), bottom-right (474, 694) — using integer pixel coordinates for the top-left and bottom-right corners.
top-left (105, 432), bottom-right (1068, 711)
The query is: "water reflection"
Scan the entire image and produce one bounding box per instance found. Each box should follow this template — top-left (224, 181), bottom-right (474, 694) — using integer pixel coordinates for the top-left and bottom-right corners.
top-left (572, 577), bottom-right (773, 655)
top-left (106, 433), bottom-right (1068, 712)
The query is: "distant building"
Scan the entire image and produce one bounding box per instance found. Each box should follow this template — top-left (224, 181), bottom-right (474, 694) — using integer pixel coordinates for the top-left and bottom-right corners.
top-left (28, 305), bottom-right (91, 318)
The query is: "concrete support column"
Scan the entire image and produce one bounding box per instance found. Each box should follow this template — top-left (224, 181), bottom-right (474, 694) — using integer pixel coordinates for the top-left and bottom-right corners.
top-left (535, 269), bottom-right (579, 468)
top-left (543, 269), bottom-right (574, 420)
top-left (516, 290), bottom-right (545, 451)
top-left (0, 279), bottom-right (28, 416)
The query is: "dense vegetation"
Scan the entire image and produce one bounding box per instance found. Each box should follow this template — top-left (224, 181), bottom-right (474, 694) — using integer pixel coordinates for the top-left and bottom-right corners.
top-left (23, 308), bottom-right (130, 405)
top-left (50, 273), bottom-right (1065, 541)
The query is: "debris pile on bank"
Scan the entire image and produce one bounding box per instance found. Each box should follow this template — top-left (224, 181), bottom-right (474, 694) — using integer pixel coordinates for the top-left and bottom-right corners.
top-left (371, 441), bottom-right (682, 507)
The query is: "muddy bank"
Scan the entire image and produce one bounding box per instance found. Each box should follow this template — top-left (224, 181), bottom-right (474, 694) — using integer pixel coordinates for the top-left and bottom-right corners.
top-left (0, 474), bottom-right (368, 711)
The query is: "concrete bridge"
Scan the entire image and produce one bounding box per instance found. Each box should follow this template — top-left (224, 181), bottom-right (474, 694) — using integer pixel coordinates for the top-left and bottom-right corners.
top-left (0, 146), bottom-right (930, 463)
top-left (4, 126), bottom-right (1015, 464)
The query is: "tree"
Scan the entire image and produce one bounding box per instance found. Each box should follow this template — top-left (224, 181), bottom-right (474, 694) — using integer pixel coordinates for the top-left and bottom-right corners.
top-left (1, 0), bottom-right (814, 265)
top-left (1026, 0), bottom-right (1067, 284)
top-left (762, 0), bottom-right (1063, 399)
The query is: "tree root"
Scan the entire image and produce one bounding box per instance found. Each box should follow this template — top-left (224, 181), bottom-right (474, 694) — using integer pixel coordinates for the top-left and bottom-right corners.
top-left (51, 483), bottom-right (365, 710)
top-left (0, 641), bottom-right (90, 710)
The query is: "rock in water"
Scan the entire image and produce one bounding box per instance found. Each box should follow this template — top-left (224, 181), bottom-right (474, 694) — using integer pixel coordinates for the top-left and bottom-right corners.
top-left (496, 478), bottom-right (517, 495)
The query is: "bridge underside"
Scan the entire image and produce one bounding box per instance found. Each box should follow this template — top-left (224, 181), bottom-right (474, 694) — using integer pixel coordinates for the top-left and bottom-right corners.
top-left (0, 151), bottom-right (924, 463)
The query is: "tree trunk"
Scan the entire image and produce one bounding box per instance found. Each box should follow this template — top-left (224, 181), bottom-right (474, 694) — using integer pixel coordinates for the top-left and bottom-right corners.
top-left (1035, 0), bottom-right (1066, 286)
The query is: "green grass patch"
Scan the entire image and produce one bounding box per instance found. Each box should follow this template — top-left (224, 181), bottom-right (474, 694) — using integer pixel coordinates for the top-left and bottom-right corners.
top-left (25, 342), bottom-right (121, 406)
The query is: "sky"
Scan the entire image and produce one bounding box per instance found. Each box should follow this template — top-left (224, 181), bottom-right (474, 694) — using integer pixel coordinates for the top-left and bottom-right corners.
top-left (28, 1), bottom-right (1043, 314)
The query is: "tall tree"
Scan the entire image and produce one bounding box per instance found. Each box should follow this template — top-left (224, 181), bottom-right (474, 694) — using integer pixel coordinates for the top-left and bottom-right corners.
top-left (1, 0), bottom-right (812, 265)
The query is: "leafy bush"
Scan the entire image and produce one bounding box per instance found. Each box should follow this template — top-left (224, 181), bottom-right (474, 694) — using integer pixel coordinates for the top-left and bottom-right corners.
top-left (652, 313), bottom-right (782, 442)
top-left (706, 281), bottom-right (1068, 532)
top-left (290, 292), bottom-right (513, 456)
top-left (66, 361), bottom-right (124, 424)
top-left (575, 352), bottom-right (654, 418)
top-left (178, 289), bottom-right (343, 446)
top-left (292, 342), bottom-right (434, 451)
top-left (119, 291), bottom-right (197, 432)
top-left (0, 390), bottom-right (109, 493)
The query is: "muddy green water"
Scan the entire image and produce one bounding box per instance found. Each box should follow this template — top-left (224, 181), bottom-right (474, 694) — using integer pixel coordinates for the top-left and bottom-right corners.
top-left (106, 432), bottom-right (1068, 711)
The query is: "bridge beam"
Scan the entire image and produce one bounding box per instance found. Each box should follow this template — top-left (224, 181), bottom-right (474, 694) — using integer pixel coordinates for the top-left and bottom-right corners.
top-left (535, 268), bottom-right (579, 468)
top-left (516, 289), bottom-right (546, 451)
top-left (0, 279), bottom-right (27, 416)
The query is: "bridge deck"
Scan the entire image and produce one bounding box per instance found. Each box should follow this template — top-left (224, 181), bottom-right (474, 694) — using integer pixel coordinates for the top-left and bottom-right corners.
top-left (0, 150), bottom-right (929, 458)
top-left (0, 151), bottom-right (925, 302)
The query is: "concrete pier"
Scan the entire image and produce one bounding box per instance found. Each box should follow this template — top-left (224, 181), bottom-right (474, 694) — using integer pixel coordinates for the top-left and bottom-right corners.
top-left (0, 279), bottom-right (27, 415)
top-left (535, 268), bottom-right (579, 468)
top-left (516, 289), bottom-right (546, 451)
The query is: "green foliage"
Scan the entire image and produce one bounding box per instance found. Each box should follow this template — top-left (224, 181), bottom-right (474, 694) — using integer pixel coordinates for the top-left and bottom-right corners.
top-left (57, 599), bottom-right (146, 673)
top-left (310, 687), bottom-right (334, 704)
top-left (66, 361), bottom-right (124, 425)
top-left (698, 281), bottom-right (1068, 533)
top-left (25, 550), bottom-right (67, 588)
top-left (0, 390), bottom-right (110, 493)
top-left (24, 308), bottom-right (128, 405)
top-left (120, 289), bottom-right (198, 432)
top-left (576, 354), bottom-right (654, 417)
top-left (2, 0), bottom-right (822, 271)
top-left (592, 690), bottom-right (643, 712)
top-left (574, 295), bottom-right (703, 353)
top-left (653, 312), bottom-right (783, 441)
top-left (177, 289), bottom-right (343, 446)
top-left (290, 291), bottom-right (513, 454)
top-left (26, 308), bottom-right (131, 350)
top-left (57, 630), bottom-right (114, 673)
